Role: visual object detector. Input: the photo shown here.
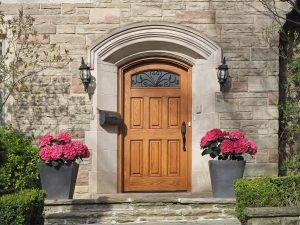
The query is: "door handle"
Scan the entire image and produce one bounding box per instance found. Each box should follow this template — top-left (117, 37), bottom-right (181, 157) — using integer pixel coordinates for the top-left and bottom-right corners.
top-left (181, 122), bottom-right (187, 151)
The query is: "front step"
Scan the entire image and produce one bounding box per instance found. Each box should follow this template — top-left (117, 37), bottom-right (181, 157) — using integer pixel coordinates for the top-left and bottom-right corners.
top-left (44, 193), bottom-right (240, 225)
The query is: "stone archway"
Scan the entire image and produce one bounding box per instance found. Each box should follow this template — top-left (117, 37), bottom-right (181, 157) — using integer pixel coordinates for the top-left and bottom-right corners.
top-left (85, 22), bottom-right (222, 195)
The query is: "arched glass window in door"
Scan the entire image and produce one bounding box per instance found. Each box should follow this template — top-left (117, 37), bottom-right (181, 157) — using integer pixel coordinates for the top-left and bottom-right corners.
top-left (131, 70), bottom-right (180, 88)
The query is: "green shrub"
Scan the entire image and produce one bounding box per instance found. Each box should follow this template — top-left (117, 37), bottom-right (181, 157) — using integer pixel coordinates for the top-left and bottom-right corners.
top-left (0, 189), bottom-right (46, 225)
top-left (286, 154), bottom-right (300, 175)
top-left (234, 175), bottom-right (300, 222)
top-left (0, 125), bottom-right (40, 193)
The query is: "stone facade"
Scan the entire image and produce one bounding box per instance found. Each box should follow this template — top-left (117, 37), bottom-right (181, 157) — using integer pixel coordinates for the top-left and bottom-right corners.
top-left (245, 207), bottom-right (300, 225)
top-left (0, 0), bottom-right (284, 198)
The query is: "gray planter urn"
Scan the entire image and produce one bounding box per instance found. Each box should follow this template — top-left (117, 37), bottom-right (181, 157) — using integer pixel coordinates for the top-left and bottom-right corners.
top-left (209, 160), bottom-right (245, 198)
top-left (39, 162), bottom-right (79, 200)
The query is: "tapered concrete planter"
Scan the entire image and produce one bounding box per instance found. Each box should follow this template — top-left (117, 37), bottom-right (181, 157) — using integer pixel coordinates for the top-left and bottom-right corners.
top-left (39, 163), bottom-right (79, 200)
top-left (209, 160), bottom-right (245, 198)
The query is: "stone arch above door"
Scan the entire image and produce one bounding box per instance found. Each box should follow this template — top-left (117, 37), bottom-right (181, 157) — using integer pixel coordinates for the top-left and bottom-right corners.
top-left (85, 22), bottom-right (222, 195)
top-left (89, 22), bottom-right (221, 67)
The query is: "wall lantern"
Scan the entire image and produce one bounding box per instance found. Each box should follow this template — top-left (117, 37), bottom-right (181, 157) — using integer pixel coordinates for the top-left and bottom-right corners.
top-left (79, 57), bottom-right (91, 92)
top-left (217, 57), bottom-right (229, 92)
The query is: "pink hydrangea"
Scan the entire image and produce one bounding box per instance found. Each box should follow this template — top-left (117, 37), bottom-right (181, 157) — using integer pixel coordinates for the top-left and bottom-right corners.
top-left (63, 143), bottom-right (78, 161)
top-left (220, 140), bottom-right (235, 154)
top-left (39, 146), bottom-right (52, 161)
top-left (71, 140), bottom-right (90, 158)
top-left (229, 131), bottom-right (245, 140)
top-left (234, 139), bottom-right (249, 154)
top-left (200, 129), bottom-right (225, 148)
top-left (38, 132), bottom-right (93, 164)
top-left (38, 133), bottom-right (54, 148)
top-left (247, 140), bottom-right (258, 156)
top-left (50, 145), bottom-right (64, 160)
top-left (57, 132), bottom-right (71, 143)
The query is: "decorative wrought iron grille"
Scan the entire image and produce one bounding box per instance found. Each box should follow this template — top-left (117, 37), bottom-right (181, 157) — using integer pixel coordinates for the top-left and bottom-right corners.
top-left (131, 70), bottom-right (180, 88)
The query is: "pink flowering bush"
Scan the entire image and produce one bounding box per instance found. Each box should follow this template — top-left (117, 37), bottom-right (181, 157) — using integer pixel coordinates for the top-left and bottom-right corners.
top-left (200, 129), bottom-right (257, 160)
top-left (38, 132), bottom-right (90, 168)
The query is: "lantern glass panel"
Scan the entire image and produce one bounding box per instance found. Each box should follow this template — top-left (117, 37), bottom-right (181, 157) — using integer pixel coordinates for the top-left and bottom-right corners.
top-left (81, 69), bottom-right (90, 81)
top-left (219, 70), bottom-right (226, 79)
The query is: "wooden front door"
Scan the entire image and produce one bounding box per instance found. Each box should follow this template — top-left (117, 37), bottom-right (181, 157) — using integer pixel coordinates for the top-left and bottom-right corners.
top-left (122, 61), bottom-right (191, 192)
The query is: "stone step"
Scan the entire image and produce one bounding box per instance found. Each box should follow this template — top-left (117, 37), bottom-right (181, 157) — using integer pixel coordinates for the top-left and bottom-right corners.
top-left (44, 194), bottom-right (240, 225)
top-left (77, 220), bottom-right (240, 225)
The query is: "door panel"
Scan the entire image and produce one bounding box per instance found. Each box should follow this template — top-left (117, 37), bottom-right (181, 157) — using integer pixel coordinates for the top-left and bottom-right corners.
top-left (167, 140), bottom-right (180, 176)
top-left (149, 139), bottom-right (162, 176)
top-left (131, 98), bottom-right (143, 129)
top-left (168, 97), bottom-right (180, 128)
top-left (130, 140), bottom-right (143, 176)
top-left (149, 98), bottom-right (162, 129)
top-left (123, 62), bottom-right (190, 192)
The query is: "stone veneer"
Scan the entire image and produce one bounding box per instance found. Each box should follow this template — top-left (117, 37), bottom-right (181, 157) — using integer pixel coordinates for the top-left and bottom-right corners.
top-left (0, 0), bottom-right (285, 198)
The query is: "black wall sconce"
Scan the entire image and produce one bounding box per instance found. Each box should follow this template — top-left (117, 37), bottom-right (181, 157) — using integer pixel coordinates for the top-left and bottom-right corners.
top-left (217, 57), bottom-right (229, 92)
top-left (79, 57), bottom-right (92, 92)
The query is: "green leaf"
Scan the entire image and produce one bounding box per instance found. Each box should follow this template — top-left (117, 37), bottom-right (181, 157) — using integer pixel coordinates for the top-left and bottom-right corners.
top-left (201, 148), bottom-right (212, 156)
top-left (210, 152), bottom-right (218, 159)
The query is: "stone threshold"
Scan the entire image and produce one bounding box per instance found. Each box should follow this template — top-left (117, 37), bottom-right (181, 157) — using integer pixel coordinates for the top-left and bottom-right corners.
top-left (45, 193), bottom-right (236, 206)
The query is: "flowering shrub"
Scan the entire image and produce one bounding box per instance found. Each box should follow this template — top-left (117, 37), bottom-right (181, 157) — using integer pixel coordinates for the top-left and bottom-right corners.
top-left (38, 132), bottom-right (90, 168)
top-left (200, 129), bottom-right (257, 160)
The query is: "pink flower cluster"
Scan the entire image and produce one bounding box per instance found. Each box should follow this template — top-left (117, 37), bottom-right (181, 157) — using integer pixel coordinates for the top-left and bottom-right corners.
top-left (200, 129), bottom-right (227, 148)
top-left (200, 129), bottom-right (257, 156)
top-left (38, 132), bottom-right (90, 163)
top-left (220, 138), bottom-right (257, 155)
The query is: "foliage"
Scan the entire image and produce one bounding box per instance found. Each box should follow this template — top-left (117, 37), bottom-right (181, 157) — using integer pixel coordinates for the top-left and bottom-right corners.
top-left (0, 189), bottom-right (46, 225)
top-left (200, 129), bottom-right (257, 160)
top-left (234, 175), bottom-right (300, 222)
top-left (286, 154), bottom-right (300, 174)
top-left (0, 125), bottom-right (40, 193)
top-left (38, 132), bottom-right (90, 168)
top-left (0, 9), bottom-right (71, 112)
top-left (284, 56), bottom-right (300, 155)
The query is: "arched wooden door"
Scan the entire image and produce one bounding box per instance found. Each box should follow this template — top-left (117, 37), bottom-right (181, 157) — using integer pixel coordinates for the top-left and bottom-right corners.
top-left (120, 60), bottom-right (191, 192)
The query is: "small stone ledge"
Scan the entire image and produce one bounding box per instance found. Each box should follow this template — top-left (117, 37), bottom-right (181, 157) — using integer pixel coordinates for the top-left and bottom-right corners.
top-left (245, 207), bottom-right (300, 218)
top-left (45, 196), bottom-right (236, 206)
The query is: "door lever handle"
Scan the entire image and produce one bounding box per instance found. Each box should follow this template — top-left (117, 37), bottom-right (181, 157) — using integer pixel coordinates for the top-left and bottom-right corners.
top-left (181, 122), bottom-right (187, 151)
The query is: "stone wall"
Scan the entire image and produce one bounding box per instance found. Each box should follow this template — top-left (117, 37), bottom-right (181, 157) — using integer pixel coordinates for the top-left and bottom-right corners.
top-left (245, 207), bottom-right (300, 225)
top-left (0, 0), bottom-right (286, 197)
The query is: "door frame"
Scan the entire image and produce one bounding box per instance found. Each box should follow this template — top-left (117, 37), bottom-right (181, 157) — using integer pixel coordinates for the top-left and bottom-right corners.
top-left (117, 57), bottom-right (192, 193)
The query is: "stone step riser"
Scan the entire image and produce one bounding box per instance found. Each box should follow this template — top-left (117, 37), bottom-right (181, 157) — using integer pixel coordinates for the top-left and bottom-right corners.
top-left (46, 220), bottom-right (240, 225)
top-left (45, 207), bottom-right (237, 224)
top-left (45, 216), bottom-right (238, 225)
top-left (44, 196), bottom-right (239, 224)
top-left (45, 205), bottom-right (234, 214)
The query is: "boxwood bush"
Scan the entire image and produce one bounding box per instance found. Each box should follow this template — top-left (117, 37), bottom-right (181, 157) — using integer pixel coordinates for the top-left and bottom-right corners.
top-left (0, 189), bottom-right (46, 225)
top-left (234, 175), bottom-right (300, 222)
top-left (0, 125), bottom-right (40, 193)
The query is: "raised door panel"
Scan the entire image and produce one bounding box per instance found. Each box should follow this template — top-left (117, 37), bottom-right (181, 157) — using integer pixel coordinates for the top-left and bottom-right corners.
top-left (149, 97), bottom-right (162, 129)
top-left (131, 97), bottom-right (143, 129)
top-left (149, 140), bottom-right (162, 176)
top-left (130, 140), bottom-right (143, 176)
top-left (168, 97), bottom-right (180, 128)
top-left (167, 140), bottom-right (180, 176)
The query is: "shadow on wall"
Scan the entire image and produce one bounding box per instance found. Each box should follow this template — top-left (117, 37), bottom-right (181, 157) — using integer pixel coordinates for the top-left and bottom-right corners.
top-left (87, 76), bottom-right (96, 100)
top-left (5, 70), bottom-right (92, 139)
